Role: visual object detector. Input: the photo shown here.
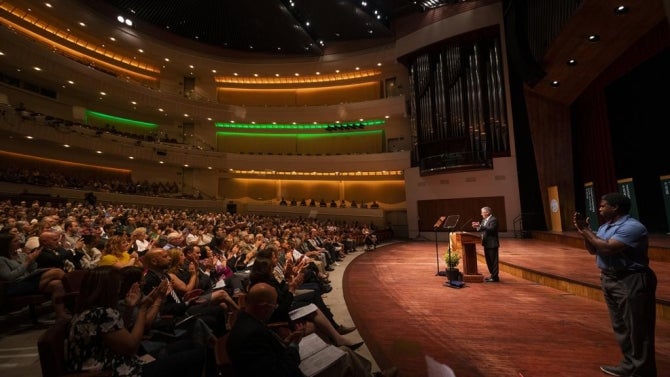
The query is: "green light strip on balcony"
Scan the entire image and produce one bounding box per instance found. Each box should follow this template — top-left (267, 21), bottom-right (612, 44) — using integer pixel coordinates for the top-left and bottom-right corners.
top-left (215, 119), bottom-right (385, 130)
top-left (85, 110), bottom-right (158, 129)
top-left (216, 130), bottom-right (382, 139)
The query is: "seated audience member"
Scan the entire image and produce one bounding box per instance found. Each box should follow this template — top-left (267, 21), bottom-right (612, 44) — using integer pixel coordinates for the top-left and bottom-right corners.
top-left (79, 234), bottom-right (102, 269)
top-left (228, 283), bottom-right (397, 377)
top-left (290, 198), bottom-right (298, 206)
top-left (65, 266), bottom-right (205, 377)
top-left (142, 248), bottom-right (228, 337)
top-left (265, 245), bottom-right (346, 333)
top-left (329, 200), bottom-right (337, 208)
top-left (339, 200), bottom-right (347, 208)
top-left (280, 197), bottom-right (288, 206)
top-left (227, 282), bottom-right (305, 377)
top-left (249, 248), bottom-right (361, 349)
top-left (37, 230), bottom-right (83, 271)
top-left (201, 245), bottom-right (247, 296)
top-left (370, 201), bottom-right (380, 209)
top-left (165, 247), bottom-right (239, 312)
top-left (130, 227), bottom-right (152, 256)
top-left (0, 233), bottom-right (70, 320)
top-left (98, 234), bottom-right (140, 268)
top-left (118, 266), bottom-right (166, 331)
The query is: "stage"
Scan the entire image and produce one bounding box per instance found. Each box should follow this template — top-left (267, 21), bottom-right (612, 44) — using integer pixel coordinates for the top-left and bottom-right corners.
top-left (343, 233), bottom-right (669, 377)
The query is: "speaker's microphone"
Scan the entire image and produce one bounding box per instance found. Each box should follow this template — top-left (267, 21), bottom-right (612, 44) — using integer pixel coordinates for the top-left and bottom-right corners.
top-left (459, 217), bottom-right (474, 231)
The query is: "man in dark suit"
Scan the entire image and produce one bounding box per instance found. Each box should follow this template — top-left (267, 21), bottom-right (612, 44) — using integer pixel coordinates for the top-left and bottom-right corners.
top-left (227, 282), bottom-right (304, 377)
top-left (472, 206), bottom-right (500, 282)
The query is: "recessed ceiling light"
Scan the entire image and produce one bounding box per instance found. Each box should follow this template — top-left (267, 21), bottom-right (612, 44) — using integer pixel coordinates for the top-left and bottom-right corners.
top-left (63, 144), bottom-right (70, 148)
top-left (254, 73), bottom-right (259, 77)
top-left (588, 34), bottom-right (600, 42)
top-left (207, 167), bottom-right (212, 170)
top-left (158, 108), bottom-right (164, 112)
top-left (33, 66), bottom-right (42, 71)
top-left (99, 91), bottom-right (106, 96)
top-left (550, 80), bottom-right (560, 87)
top-left (183, 164), bottom-right (189, 167)
top-left (566, 59), bottom-right (577, 66)
top-left (189, 65), bottom-right (194, 69)
top-left (25, 136), bottom-right (33, 139)
top-left (129, 156), bottom-right (134, 159)
top-left (131, 101), bottom-right (137, 105)
top-left (45, 3), bottom-right (53, 8)
top-left (614, 5), bottom-right (629, 15)
top-left (110, 37), bottom-right (116, 42)
top-left (78, 22), bottom-right (86, 27)
top-left (159, 161), bottom-right (164, 164)
top-left (212, 69), bottom-right (217, 73)
top-left (138, 49), bottom-right (144, 53)
top-left (164, 58), bottom-right (170, 62)
top-left (96, 150), bottom-right (102, 154)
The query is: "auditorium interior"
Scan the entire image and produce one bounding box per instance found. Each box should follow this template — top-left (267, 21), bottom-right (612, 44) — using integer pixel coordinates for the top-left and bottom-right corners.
top-left (0, 0), bottom-right (669, 376)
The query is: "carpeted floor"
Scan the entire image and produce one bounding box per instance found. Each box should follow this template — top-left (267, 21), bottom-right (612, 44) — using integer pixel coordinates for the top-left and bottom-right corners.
top-left (343, 241), bottom-right (670, 377)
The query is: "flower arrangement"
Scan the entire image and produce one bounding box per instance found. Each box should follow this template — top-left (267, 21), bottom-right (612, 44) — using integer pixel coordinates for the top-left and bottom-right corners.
top-left (444, 250), bottom-right (461, 269)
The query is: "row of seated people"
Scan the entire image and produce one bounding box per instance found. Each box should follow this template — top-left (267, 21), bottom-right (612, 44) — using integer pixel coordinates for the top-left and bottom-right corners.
top-left (0, 199), bottom-right (397, 376)
top-left (12, 103), bottom-right (185, 145)
top-left (0, 166), bottom-right (181, 197)
top-left (280, 197), bottom-right (380, 209)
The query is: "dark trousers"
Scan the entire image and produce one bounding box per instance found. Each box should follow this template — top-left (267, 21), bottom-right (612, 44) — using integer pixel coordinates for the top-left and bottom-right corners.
top-left (484, 247), bottom-right (499, 279)
top-left (601, 268), bottom-right (657, 377)
top-left (143, 339), bottom-right (206, 377)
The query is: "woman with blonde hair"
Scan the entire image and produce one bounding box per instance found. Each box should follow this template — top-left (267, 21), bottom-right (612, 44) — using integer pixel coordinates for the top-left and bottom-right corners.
top-left (129, 227), bottom-right (152, 256)
top-left (98, 234), bottom-right (140, 268)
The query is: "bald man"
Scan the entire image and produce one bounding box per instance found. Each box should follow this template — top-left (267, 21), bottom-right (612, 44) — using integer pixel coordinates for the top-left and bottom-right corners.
top-left (228, 283), bottom-right (398, 377)
top-left (228, 282), bottom-right (303, 376)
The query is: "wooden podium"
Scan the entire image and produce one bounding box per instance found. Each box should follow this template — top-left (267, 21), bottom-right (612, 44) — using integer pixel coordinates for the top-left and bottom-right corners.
top-left (450, 232), bottom-right (483, 283)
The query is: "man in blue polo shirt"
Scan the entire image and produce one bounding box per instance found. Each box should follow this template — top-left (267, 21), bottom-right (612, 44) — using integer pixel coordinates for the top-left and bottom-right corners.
top-left (573, 192), bottom-right (657, 377)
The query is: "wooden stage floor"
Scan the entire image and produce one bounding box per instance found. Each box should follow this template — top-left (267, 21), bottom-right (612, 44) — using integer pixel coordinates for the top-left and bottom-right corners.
top-left (343, 234), bottom-right (669, 377)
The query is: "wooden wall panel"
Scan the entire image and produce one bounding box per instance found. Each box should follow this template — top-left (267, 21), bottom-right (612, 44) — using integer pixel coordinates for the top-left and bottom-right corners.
top-left (217, 82), bottom-right (380, 107)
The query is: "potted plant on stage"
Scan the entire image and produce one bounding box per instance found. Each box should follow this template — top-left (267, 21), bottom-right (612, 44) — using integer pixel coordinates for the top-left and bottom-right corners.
top-left (444, 249), bottom-right (462, 281)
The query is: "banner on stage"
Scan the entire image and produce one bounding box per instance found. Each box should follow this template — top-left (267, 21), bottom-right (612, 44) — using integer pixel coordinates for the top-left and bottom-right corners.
top-left (617, 178), bottom-right (639, 220)
top-left (584, 182), bottom-right (599, 230)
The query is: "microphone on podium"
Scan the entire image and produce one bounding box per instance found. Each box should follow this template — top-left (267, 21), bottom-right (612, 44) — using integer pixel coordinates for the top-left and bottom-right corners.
top-left (459, 217), bottom-right (474, 231)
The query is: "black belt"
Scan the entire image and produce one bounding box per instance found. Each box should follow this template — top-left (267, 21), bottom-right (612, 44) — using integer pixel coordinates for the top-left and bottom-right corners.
top-left (601, 268), bottom-right (647, 278)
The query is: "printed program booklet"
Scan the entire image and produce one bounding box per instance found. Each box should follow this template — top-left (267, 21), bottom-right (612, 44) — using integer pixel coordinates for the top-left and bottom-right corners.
top-left (289, 303), bottom-right (318, 321)
top-left (298, 333), bottom-right (346, 377)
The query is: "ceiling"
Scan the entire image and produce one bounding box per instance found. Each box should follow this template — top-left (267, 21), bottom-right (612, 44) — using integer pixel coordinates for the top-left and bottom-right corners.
top-left (82, 0), bottom-right (425, 56)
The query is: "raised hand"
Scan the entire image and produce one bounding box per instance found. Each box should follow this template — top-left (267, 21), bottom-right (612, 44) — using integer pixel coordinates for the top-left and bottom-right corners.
top-left (125, 282), bottom-right (142, 307)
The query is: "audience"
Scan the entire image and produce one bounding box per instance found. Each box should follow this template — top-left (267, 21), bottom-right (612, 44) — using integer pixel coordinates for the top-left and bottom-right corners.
top-left (0, 198), bottom-right (394, 376)
top-left (65, 266), bottom-right (205, 377)
top-left (0, 233), bottom-right (70, 320)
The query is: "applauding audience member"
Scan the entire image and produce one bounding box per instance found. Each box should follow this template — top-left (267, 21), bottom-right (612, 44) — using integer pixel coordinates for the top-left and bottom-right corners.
top-left (0, 233), bottom-right (70, 320)
top-left (65, 266), bottom-right (205, 377)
